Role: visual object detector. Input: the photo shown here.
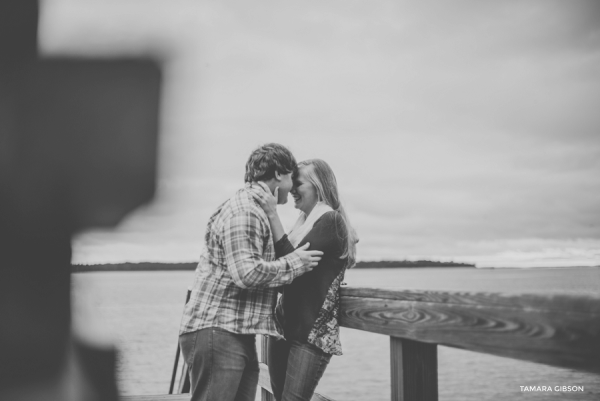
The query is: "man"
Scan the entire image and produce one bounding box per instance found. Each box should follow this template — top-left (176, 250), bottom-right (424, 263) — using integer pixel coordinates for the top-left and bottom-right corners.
top-left (179, 143), bottom-right (323, 401)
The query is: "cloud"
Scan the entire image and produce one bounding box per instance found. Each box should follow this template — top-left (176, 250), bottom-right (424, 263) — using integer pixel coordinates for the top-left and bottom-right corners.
top-left (44, 0), bottom-right (600, 267)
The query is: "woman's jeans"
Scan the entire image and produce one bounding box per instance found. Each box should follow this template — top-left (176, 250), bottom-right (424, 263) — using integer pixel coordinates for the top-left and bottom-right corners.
top-left (179, 328), bottom-right (259, 401)
top-left (267, 337), bottom-right (332, 401)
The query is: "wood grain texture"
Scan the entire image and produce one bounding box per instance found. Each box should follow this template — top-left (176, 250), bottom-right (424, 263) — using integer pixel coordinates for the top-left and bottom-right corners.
top-left (341, 287), bottom-right (600, 314)
top-left (340, 288), bottom-right (600, 373)
top-left (391, 338), bottom-right (437, 401)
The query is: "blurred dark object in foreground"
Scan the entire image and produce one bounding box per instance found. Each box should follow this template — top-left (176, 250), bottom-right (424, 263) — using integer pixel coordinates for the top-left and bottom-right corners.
top-left (0, 1), bottom-right (161, 400)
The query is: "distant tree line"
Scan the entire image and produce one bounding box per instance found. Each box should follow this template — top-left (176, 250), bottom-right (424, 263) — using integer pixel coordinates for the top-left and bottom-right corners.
top-left (353, 260), bottom-right (475, 268)
top-left (72, 259), bottom-right (474, 272)
top-left (72, 262), bottom-right (197, 272)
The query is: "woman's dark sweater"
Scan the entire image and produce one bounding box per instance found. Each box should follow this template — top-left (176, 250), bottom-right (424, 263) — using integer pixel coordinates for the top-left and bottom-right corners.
top-left (274, 211), bottom-right (348, 343)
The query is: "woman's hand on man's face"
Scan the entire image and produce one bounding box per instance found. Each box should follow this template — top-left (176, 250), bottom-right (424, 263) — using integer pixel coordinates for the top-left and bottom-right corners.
top-left (249, 181), bottom-right (278, 217)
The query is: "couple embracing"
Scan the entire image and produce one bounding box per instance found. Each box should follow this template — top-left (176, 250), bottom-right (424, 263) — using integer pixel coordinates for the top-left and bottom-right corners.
top-left (179, 143), bottom-right (358, 401)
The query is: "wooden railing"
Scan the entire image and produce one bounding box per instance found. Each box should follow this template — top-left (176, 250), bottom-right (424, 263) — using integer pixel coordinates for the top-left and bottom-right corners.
top-left (128, 285), bottom-right (600, 401)
top-left (257, 286), bottom-right (600, 401)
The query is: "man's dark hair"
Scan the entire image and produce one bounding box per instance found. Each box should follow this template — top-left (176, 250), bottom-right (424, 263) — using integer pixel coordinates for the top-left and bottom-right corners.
top-left (244, 143), bottom-right (298, 183)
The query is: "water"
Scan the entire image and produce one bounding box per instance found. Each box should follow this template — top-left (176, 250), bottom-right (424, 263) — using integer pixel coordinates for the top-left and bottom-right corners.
top-left (71, 267), bottom-right (600, 400)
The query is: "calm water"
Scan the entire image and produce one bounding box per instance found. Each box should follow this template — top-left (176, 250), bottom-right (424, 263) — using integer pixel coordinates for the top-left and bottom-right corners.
top-left (71, 267), bottom-right (600, 400)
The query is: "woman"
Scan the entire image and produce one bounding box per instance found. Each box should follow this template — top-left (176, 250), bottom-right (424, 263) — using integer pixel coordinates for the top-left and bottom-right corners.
top-left (250, 159), bottom-right (358, 401)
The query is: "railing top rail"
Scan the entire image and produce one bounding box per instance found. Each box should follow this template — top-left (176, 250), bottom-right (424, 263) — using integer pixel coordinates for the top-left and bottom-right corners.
top-left (341, 286), bottom-right (600, 313)
top-left (339, 286), bottom-right (600, 374)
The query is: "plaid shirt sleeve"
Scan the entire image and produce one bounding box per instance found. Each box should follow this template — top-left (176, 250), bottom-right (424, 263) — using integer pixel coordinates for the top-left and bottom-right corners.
top-left (223, 208), bottom-right (305, 288)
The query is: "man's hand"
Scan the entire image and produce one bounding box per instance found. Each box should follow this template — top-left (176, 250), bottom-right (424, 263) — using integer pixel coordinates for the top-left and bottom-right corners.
top-left (294, 242), bottom-right (323, 272)
top-left (249, 181), bottom-right (278, 218)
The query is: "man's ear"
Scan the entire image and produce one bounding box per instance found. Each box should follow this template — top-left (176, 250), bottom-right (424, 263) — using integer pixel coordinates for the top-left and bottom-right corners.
top-left (274, 171), bottom-right (282, 181)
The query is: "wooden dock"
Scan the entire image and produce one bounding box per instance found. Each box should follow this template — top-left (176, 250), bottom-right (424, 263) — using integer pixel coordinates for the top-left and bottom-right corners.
top-left (126, 286), bottom-right (600, 401)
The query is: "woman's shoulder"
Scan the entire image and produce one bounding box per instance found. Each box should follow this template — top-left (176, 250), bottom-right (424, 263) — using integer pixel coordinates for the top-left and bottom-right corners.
top-left (315, 210), bottom-right (340, 224)
top-left (314, 211), bottom-right (347, 234)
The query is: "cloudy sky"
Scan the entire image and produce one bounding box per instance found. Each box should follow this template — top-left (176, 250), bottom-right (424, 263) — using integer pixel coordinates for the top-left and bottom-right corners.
top-left (40, 0), bottom-right (600, 267)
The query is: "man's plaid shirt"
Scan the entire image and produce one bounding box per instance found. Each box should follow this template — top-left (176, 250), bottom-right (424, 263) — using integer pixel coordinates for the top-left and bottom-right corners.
top-left (179, 183), bottom-right (304, 338)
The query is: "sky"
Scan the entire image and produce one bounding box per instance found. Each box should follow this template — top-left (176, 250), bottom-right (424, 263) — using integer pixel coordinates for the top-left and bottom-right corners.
top-left (39, 0), bottom-right (600, 267)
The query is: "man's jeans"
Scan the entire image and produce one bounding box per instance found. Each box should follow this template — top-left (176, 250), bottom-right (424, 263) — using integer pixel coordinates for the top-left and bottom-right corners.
top-left (267, 337), bottom-right (332, 401)
top-left (179, 328), bottom-right (259, 401)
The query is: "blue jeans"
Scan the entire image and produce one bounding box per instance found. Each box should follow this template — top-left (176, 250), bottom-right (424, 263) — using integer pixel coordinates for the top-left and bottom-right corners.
top-left (267, 338), bottom-right (332, 401)
top-left (179, 328), bottom-right (259, 401)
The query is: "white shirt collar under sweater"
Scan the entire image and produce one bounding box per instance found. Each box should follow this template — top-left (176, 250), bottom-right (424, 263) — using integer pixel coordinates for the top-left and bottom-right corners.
top-left (287, 202), bottom-right (334, 248)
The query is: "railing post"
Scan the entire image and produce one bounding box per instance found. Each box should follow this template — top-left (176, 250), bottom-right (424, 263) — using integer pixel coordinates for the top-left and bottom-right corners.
top-left (390, 337), bottom-right (438, 401)
top-left (260, 335), bottom-right (275, 401)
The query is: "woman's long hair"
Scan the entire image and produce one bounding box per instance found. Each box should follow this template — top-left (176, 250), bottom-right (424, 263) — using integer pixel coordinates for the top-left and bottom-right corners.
top-left (298, 159), bottom-right (358, 268)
